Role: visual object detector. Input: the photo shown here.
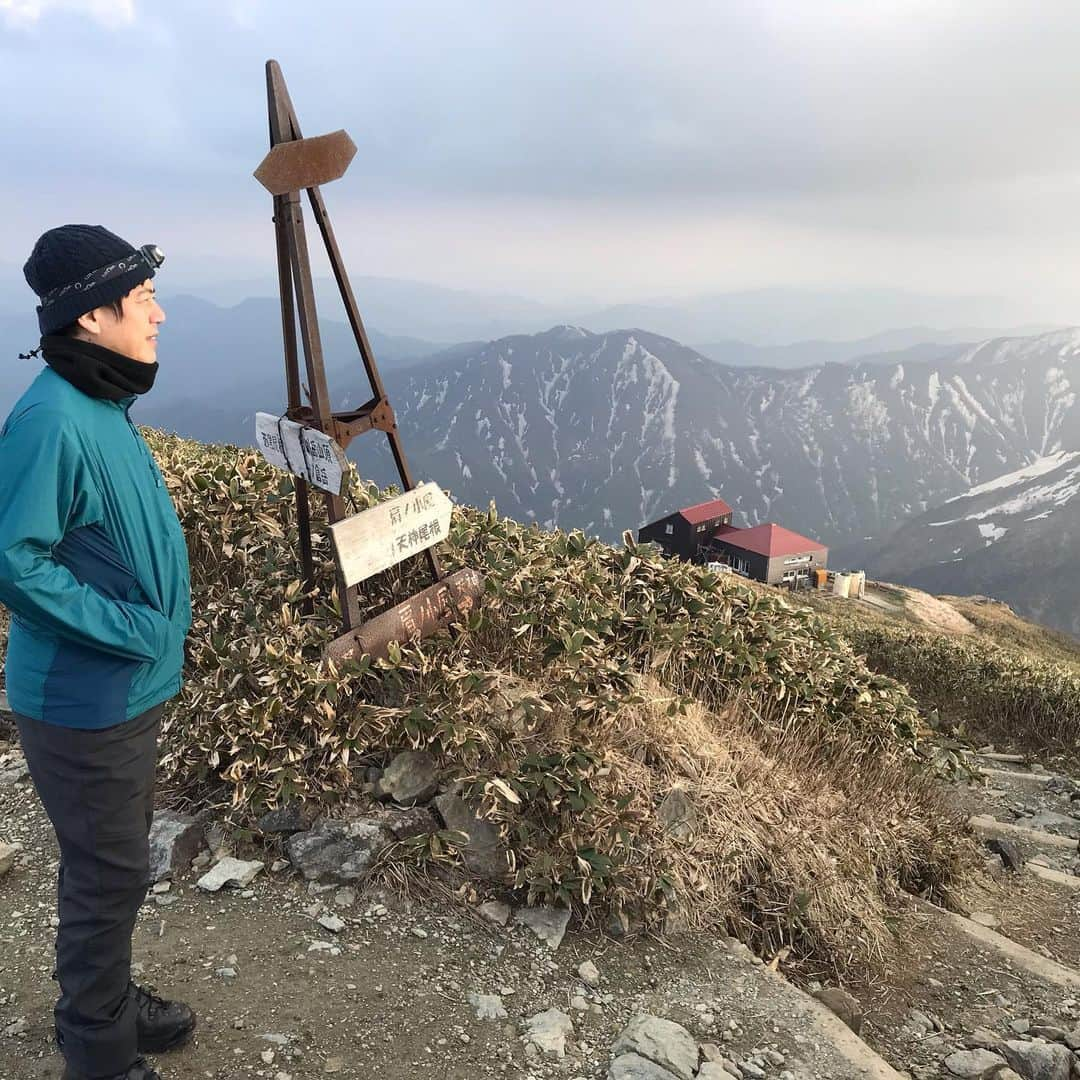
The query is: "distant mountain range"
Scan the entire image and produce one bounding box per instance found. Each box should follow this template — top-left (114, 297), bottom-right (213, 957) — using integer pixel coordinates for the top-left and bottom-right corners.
top-left (3, 287), bottom-right (1078, 631)
top-left (852, 452), bottom-right (1080, 636)
top-left (3, 265), bottom-right (1053, 350)
top-left (356, 326), bottom-right (1079, 550)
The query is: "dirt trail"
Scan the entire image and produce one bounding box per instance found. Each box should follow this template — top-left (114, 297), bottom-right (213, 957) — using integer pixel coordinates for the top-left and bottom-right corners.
top-left (3, 728), bottom-right (1080, 1080)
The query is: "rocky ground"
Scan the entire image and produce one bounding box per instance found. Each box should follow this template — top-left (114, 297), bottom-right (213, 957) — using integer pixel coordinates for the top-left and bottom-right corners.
top-left (3, 722), bottom-right (1080, 1080)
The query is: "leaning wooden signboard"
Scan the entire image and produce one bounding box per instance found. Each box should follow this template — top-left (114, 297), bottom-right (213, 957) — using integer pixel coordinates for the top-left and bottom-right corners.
top-left (254, 59), bottom-right (484, 664)
top-left (330, 483), bottom-right (453, 586)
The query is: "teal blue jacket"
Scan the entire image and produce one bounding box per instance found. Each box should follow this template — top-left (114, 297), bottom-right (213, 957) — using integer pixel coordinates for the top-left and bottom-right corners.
top-left (0, 366), bottom-right (191, 728)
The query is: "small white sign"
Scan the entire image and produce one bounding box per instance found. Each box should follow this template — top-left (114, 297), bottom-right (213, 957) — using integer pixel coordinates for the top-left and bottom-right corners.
top-left (254, 413), bottom-right (348, 497)
top-left (329, 482), bottom-right (453, 587)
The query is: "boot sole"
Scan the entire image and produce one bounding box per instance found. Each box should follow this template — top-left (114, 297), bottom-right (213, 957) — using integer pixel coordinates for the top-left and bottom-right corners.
top-left (138, 1013), bottom-right (197, 1054)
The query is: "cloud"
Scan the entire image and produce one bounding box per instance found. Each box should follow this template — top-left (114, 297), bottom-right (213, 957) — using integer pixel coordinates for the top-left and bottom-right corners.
top-left (3, 2), bottom-right (1080, 319)
top-left (0, 0), bottom-right (135, 28)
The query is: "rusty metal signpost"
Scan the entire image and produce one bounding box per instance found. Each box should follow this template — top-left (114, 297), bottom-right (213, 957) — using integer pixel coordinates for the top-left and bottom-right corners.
top-left (253, 60), bottom-right (482, 663)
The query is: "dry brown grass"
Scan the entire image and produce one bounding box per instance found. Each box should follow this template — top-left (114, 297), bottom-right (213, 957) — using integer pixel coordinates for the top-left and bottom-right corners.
top-left (0, 430), bottom-right (976, 977)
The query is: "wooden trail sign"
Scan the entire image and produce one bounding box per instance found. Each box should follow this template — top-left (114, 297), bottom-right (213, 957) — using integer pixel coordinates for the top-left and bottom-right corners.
top-left (330, 483), bottom-right (452, 587)
top-left (254, 130), bottom-right (356, 196)
top-left (255, 412), bottom-right (349, 497)
top-left (256, 59), bottom-right (483, 660)
top-left (326, 568), bottom-right (483, 665)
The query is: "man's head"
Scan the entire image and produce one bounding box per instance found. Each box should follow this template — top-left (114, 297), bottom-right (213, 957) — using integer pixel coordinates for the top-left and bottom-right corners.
top-left (23, 224), bottom-right (166, 365)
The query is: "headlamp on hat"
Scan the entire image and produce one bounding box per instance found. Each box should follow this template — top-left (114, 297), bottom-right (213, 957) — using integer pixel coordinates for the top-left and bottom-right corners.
top-left (23, 225), bottom-right (166, 336)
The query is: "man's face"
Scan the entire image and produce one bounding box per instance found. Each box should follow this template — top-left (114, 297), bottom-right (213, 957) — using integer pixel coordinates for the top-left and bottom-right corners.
top-left (79, 279), bottom-right (166, 364)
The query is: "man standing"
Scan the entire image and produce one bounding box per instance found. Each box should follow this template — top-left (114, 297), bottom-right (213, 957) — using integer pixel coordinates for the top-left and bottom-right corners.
top-left (0, 225), bottom-right (196, 1080)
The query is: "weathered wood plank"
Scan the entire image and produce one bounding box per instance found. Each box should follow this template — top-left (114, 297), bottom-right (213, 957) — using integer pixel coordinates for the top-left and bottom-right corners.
top-left (329, 483), bottom-right (452, 588)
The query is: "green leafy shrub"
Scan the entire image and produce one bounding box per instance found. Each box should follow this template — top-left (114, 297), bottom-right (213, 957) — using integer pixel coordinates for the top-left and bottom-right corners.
top-left (0, 430), bottom-right (972, 975)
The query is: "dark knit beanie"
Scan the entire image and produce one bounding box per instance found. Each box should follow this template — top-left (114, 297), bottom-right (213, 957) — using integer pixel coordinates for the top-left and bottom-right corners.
top-left (23, 224), bottom-right (159, 335)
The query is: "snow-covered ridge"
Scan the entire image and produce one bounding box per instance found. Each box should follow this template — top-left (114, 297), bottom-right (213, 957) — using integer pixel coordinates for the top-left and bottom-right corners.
top-left (945, 451), bottom-right (1079, 503)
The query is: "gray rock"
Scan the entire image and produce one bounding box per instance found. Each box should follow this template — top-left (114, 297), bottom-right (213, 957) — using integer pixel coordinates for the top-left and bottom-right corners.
top-left (0, 841), bottom-right (22, 879)
top-left (1029, 1027), bottom-right (1069, 1044)
top-left (375, 750), bottom-right (439, 806)
top-left (479, 901), bottom-right (511, 926)
top-left (987, 837), bottom-right (1025, 871)
top-left (985, 1070), bottom-right (1024, 1080)
top-left (970, 911), bottom-right (1001, 929)
top-left (384, 806), bottom-right (437, 841)
top-left (609, 1053), bottom-right (682, 1080)
top-left (433, 792), bottom-right (507, 879)
top-left (611, 1015), bottom-right (698, 1080)
top-left (196, 856), bottom-right (264, 892)
top-left (813, 987), bottom-right (864, 1034)
top-left (1064, 1028), bottom-right (1080, 1051)
top-left (1001, 1039), bottom-right (1073, 1080)
top-left (317, 913), bottom-right (345, 933)
top-left (286, 818), bottom-right (391, 884)
top-left (943, 1049), bottom-right (1007, 1077)
top-left (1016, 812), bottom-right (1080, 839)
top-left (468, 992), bottom-right (508, 1021)
top-left (523, 1008), bottom-right (573, 1059)
top-left (740, 1063), bottom-right (766, 1080)
top-left (515, 906), bottom-right (571, 951)
top-left (967, 1028), bottom-right (1003, 1050)
top-left (578, 959), bottom-right (601, 986)
top-left (148, 810), bottom-right (203, 883)
top-left (908, 1009), bottom-right (934, 1035)
top-left (657, 788), bottom-right (697, 840)
top-left (697, 1065), bottom-right (740, 1080)
top-left (1011, 1020), bottom-right (1032, 1035)
top-left (0, 754), bottom-right (28, 787)
top-left (256, 800), bottom-right (319, 835)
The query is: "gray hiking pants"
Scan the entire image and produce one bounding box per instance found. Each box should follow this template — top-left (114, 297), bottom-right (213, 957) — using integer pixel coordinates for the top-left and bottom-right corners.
top-left (14, 703), bottom-right (163, 1077)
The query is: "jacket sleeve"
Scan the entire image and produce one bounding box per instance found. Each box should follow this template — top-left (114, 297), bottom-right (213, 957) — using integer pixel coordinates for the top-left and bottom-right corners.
top-left (0, 407), bottom-right (171, 663)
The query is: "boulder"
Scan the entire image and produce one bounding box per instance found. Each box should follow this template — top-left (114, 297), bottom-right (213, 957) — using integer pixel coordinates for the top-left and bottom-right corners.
top-left (286, 818), bottom-right (391, 884)
top-left (515, 905), bottom-right (571, 951)
top-left (1015, 811), bottom-right (1080, 839)
top-left (611, 1015), bottom-right (698, 1080)
top-left (523, 1008), bottom-right (573, 1059)
top-left (1001, 1039), bottom-right (1073, 1080)
top-left (657, 788), bottom-right (697, 840)
top-left (943, 1049), bottom-right (1007, 1077)
top-left (433, 792), bottom-right (507, 879)
top-left (148, 811), bottom-right (203, 882)
top-left (384, 806), bottom-right (437, 841)
top-left (479, 901), bottom-right (511, 926)
top-left (0, 841), bottom-right (22, 878)
top-left (375, 751), bottom-right (439, 806)
top-left (609, 1054), bottom-right (683, 1080)
top-left (1029, 1027), bottom-right (1069, 1044)
top-left (813, 986), bottom-right (863, 1034)
top-left (986, 837), bottom-right (1025, 871)
top-left (0, 753), bottom-right (29, 787)
top-left (196, 856), bottom-right (264, 892)
top-left (256, 800), bottom-right (319, 836)
top-left (467, 992), bottom-right (507, 1021)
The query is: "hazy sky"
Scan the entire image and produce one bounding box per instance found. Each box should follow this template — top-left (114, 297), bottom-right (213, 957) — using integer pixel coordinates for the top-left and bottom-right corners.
top-left (4, 1), bottom-right (1080, 316)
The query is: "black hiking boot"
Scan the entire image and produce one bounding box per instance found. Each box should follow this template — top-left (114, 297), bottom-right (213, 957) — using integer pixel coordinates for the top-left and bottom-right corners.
top-left (61, 1058), bottom-right (161, 1079)
top-left (129, 981), bottom-right (197, 1054)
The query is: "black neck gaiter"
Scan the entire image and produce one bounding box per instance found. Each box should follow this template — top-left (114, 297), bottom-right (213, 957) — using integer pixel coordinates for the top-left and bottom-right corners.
top-left (39, 335), bottom-right (158, 401)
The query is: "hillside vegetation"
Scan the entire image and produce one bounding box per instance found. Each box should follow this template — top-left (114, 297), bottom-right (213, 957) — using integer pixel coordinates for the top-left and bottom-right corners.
top-left (806, 586), bottom-right (1080, 758)
top-left (0, 430), bottom-right (973, 976)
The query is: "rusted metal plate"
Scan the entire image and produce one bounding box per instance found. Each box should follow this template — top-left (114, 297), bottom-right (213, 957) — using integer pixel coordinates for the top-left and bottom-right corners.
top-left (325, 568), bottom-right (484, 664)
top-left (254, 129), bottom-right (357, 195)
